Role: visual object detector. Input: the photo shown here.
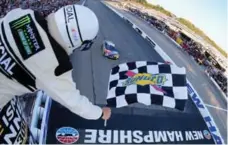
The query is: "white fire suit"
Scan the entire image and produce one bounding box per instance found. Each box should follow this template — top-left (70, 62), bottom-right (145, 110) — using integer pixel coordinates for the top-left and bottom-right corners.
top-left (0, 8), bottom-right (102, 120)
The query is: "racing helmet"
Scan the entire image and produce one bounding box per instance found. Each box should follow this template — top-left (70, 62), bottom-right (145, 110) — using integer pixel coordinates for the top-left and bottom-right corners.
top-left (46, 5), bottom-right (99, 55)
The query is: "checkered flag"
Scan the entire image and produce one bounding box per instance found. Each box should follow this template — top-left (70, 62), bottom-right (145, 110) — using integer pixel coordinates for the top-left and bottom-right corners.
top-left (106, 61), bottom-right (188, 111)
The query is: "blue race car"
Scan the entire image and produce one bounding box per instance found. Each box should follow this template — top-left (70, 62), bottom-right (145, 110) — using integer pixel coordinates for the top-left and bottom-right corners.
top-left (102, 40), bottom-right (119, 60)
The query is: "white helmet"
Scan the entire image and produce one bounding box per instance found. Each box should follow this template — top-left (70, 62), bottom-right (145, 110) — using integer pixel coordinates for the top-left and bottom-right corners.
top-left (46, 5), bottom-right (99, 55)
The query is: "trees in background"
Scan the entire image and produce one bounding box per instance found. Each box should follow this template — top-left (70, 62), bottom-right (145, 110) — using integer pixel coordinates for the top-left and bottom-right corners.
top-left (135, 0), bottom-right (173, 17)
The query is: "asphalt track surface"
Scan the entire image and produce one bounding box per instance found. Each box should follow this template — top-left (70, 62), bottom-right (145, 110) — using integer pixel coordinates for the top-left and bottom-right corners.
top-left (101, 2), bottom-right (227, 142)
top-left (68, 0), bottom-right (226, 143)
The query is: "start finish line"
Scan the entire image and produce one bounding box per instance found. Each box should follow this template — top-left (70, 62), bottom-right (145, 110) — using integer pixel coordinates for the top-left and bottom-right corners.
top-left (45, 101), bottom-right (215, 144)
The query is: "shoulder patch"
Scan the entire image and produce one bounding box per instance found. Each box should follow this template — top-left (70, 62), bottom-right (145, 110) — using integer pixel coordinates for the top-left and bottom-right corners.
top-left (9, 14), bottom-right (45, 60)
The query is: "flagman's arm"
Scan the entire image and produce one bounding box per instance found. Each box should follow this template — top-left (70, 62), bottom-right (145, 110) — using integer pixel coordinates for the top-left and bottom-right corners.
top-left (37, 71), bottom-right (111, 120)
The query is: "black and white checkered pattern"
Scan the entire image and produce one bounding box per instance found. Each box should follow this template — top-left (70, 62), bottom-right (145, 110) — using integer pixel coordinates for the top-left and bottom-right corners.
top-left (107, 61), bottom-right (188, 111)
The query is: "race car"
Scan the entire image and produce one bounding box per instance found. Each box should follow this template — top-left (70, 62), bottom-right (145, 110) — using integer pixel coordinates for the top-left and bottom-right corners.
top-left (102, 40), bottom-right (119, 60)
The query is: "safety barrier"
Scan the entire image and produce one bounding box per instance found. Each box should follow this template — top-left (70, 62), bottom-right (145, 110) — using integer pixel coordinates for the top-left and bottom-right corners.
top-left (102, 2), bottom-right (224, 144)
top-left (30, 91), bottom-right (52, 144)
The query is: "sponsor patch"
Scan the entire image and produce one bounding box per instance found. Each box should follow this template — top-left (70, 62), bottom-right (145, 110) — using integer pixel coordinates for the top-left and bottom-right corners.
top-left (10, 14), bottom-right (45, 60)
top-left (56, 127), bottom-right (79, 144)
top-left (71, 28), bottom-right (79, 41)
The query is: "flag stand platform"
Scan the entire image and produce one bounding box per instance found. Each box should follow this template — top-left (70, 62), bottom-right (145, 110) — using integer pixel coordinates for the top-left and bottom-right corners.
top-left (45, 101), bottom-right (215, 144)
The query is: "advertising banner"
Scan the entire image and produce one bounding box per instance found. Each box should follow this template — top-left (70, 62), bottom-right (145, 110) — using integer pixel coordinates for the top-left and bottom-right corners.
top-left (46, 101), bottom-right (215, 144)
top-left (0, 94), bottom-right (36, 144)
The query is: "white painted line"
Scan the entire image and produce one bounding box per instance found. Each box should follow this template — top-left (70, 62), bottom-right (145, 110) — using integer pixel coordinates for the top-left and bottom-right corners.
top-left (82, 0), bottom-right (86, 5)
top-left (205, 104), bottom-right (228, 112)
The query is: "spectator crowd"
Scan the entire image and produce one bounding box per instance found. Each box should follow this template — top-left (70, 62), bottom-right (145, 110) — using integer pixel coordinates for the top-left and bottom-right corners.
top-left (0, 0), bottom-right (79, 18)
top-left (127, 6), bottom-right (227, 95)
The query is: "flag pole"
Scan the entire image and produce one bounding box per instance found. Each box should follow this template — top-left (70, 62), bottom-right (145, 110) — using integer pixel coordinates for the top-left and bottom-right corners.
top-left (104, 104), bottom-right (108, 127)
top-left (104, 119), bottom-right (107, 127)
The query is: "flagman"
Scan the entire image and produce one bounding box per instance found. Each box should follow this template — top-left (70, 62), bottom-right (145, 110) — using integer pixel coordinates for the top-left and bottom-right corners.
top-left (0, 5), bottom-right (111, 144)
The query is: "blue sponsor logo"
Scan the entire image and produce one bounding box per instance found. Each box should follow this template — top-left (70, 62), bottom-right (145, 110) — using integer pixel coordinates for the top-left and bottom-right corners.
top-left (56, 127), bottom-right (79, 144)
